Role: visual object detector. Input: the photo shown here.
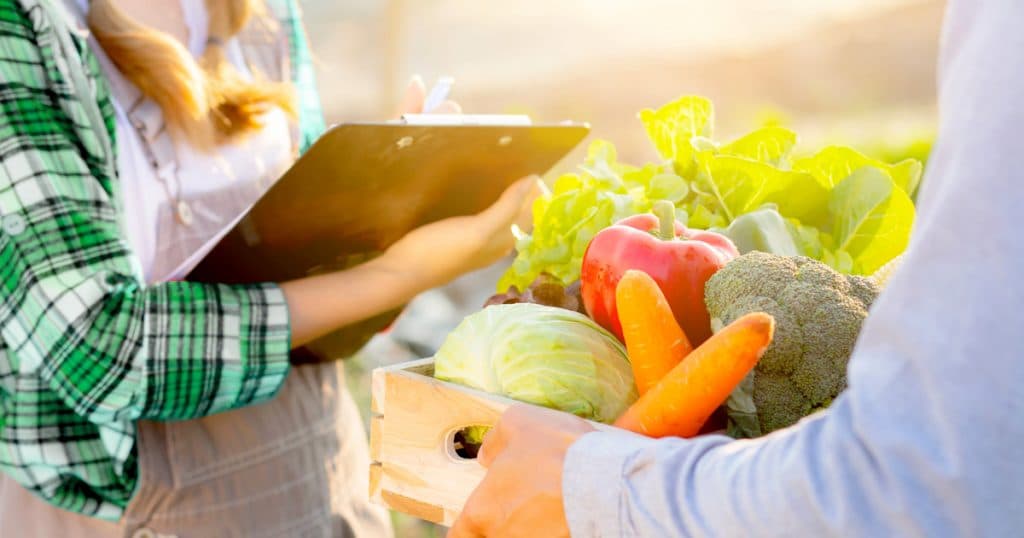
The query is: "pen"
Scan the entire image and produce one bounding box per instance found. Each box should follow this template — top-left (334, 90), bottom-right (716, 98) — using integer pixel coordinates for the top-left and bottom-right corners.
top-left (422, 76), bottom-right (454, 113)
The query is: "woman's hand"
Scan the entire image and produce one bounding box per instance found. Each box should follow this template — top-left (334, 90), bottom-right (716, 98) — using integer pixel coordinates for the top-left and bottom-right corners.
top-left (396, 75), bottom-right (462, 116)
top-left (379, 176), bottom-right (540, 289)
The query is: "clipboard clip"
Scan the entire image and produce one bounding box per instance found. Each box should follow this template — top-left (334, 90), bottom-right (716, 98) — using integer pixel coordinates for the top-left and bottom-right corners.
top-left (397, 114), bottom-right (533, 126)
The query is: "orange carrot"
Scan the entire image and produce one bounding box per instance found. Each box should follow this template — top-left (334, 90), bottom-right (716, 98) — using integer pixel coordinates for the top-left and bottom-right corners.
top-left (614, 312), bottom-right (775, 438)
top-left (616, 270), bottom-right (693, 395)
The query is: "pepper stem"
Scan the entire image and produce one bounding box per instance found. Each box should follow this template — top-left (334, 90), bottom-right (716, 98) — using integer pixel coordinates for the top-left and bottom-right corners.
top-left (653, 200), bottom-right (677, 241)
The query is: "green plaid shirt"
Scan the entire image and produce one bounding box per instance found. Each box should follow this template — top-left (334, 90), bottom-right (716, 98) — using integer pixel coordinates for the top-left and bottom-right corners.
top-left (0, 0), bottom-right (325, 520)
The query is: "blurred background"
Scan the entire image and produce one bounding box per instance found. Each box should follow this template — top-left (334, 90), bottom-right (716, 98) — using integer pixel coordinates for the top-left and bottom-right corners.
top-left (300, 0), bottom-right (944, 535)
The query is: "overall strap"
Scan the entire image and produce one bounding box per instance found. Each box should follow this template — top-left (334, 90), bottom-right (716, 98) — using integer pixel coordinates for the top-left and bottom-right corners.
top-left (236, 8), bottom-right (301, 154)
top-left (62, 0), bottom-right (187, 225)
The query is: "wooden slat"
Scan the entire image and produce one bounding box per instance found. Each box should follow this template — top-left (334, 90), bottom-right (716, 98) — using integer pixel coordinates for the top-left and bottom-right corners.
top-left (368, 462), bottom-right (383, 504)
top-left (368, 414), bottom-right (383, 462)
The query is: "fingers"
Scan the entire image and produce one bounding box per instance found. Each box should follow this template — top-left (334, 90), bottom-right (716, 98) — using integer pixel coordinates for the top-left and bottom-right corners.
top-left (451, 434), bottom-right (515, 538)
top-left (476, 423), bottom-right (506, 469)
top-left (448, 511), bottom-right (484, 538)
top-left (515, 178), bottom-right (544, 232)
top-left (448, 482), bottom-right (491, 538)
top-left (480, 176), bottom-right (540, 224)
top-left (478, 403), bottom-right (535, 468)
top-left (395, 75), bottom-right (426, 117)
top-left (475, 177), bottom-right (532, 227)
top-left (522, 177), bottom-right (544, 210)
top-left (447, 514), bottom-right (483, 538)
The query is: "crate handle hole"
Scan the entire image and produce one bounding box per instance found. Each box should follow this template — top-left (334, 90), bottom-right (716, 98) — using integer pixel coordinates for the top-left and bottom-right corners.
top-left (446, 426), bottom-right (491, 461)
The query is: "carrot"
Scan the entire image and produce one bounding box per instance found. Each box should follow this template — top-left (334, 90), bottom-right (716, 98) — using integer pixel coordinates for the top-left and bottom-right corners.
top-left (614, 312), bottom-right (775, 438)
top-left (616, 270), bottom-right (693, 395)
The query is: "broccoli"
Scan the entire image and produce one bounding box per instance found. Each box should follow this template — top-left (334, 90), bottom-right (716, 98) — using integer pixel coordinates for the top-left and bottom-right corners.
top-left (704, 252), bottom-right (879, 438)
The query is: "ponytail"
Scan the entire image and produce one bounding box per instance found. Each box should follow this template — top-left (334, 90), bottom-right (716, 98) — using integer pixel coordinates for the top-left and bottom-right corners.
top-left (88, 0), bottom-right (297, 149)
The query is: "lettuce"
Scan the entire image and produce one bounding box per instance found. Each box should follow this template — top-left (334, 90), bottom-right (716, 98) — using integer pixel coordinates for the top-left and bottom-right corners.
top-left (795, 145), bottom-right (923, 195)
top-left (499, 95), bottom-right (921, 290)
top-left (639, 95), bottom-right (714, 165)
top-left (829, 167), bottom-right (915, 275)
top-left (720, 126), bottom-right (798, 167)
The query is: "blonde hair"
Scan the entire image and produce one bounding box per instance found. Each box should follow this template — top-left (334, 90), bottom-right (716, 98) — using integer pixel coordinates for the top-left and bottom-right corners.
top-left (88, 0), bottom-right (297, 148)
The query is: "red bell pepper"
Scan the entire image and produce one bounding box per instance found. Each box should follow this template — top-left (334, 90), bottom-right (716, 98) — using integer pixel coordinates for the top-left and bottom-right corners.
top-left (581, 201), bottom-right (739, 345)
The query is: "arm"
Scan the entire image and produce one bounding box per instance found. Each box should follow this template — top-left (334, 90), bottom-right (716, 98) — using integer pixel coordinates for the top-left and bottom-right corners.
top-left (0, 25), bottom-right (290, 423)
top-left (282, 176), bottom-right (535, 348)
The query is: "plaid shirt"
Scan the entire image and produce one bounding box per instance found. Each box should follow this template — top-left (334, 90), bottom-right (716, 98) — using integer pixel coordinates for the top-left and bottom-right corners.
top-left (0, 0), bottom-right (324, 520)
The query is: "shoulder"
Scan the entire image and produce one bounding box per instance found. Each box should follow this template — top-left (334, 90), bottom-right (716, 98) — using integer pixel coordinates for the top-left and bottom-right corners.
top-left (0, 1), bottom-right (48, 72)
top-left (0, 0), bottom-right (117, 193)
top-left (0, 1), bottom-right (76, 162)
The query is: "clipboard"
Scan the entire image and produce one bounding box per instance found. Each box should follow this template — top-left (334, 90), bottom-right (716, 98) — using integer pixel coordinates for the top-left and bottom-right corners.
top-left (187, 115), bottom-right (590, 361)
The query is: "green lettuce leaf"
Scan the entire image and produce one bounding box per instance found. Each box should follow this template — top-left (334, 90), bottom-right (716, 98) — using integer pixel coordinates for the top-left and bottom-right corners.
top-left (690, 155), bottom-right (774, 221)
top-left (787, 219), bottom-right (826, 259)
top-left (686, 203), bottom-right (723, 230)
top-left (647, 173), bottom-right (689, 203)
top-left (794, 145), bottom-right (923, 195)
top-left (719, 207), bottom-right (802, 256)
top-left (720, 126), bottom-right (798, 167)
top-left (760, 170), bottom-right (830, 225)
top-left (690, 154), bottom-right (827, 225)
top-left (498, 140), bottom-right (672, 291)
top-left (638, 96), bottom-right (714, 164)
top-left (829, 167), bottom-right (916, 275)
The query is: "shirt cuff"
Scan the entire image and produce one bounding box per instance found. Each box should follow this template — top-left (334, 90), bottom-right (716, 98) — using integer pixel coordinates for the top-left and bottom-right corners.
top-left (234, 283), bottom-right (292, 407)
top-left (563, 429), bottom-right (657, 538)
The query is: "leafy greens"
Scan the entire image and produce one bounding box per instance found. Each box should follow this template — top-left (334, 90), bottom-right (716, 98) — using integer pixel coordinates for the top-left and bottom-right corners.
top-left (499, 96), bottom-right (920, 291)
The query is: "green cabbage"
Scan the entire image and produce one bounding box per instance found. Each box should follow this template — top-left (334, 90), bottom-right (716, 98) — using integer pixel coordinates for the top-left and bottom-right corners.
top-left (434, 304), bottom-right (637, 424)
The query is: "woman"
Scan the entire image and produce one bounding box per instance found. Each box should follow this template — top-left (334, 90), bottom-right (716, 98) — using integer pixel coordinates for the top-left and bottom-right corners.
top-left (0, 0), bottom-right (535, 536)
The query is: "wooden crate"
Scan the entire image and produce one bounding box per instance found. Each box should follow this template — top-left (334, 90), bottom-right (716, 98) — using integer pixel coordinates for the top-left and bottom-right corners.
top-left (369, 358), bottom-right (613, 526)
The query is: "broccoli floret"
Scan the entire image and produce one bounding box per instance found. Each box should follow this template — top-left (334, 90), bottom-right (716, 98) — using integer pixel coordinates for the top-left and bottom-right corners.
top-left (705, 252), bottom-right (879, 438)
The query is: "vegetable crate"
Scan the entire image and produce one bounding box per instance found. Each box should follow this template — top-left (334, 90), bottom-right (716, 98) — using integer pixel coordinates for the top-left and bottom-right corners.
top-left (369, 358), bottom-right (610, 526)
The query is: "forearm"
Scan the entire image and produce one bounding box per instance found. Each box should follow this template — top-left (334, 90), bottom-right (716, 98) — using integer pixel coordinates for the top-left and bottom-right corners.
top-left (565, 392), bottom-right (978, 538)
top-left (280, 253), bottom-right (434, 348)
top-left (564, 414), bottom-right (812, 537)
